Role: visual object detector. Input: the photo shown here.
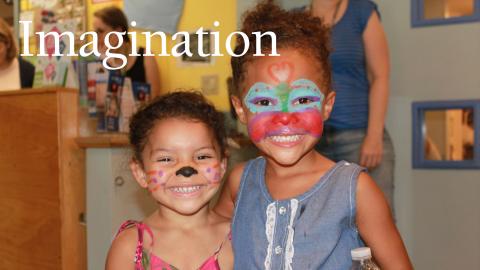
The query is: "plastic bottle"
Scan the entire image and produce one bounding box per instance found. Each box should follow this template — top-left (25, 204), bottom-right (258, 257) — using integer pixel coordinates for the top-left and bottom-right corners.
top-left (351, 247), bottom-right (380, 270)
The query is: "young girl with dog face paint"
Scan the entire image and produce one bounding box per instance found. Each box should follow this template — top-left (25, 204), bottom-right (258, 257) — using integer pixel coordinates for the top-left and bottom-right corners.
top-left (106, 92), bottom-right (233, 270)
top-left (215, 2), bottom-right (412, 269)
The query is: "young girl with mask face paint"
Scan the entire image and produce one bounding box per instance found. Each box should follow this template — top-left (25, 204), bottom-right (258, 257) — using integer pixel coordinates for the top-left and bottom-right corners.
top-left (214, 2), bottom-right (412, 269)
top-left (106, 91), bottom-right (233, 270)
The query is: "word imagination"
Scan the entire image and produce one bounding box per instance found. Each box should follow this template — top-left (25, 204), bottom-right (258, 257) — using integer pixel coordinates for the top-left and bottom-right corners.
top-left (19, 20), bottom-right (279, 70)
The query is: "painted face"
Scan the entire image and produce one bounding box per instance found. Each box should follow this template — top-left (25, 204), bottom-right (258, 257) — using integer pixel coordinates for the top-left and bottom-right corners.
top-left (132, 118), bottom-right (226, 215)
top-left (244, 78), bottom-right (325, 142)
top-left (234, 49), bottom-right (334, 166)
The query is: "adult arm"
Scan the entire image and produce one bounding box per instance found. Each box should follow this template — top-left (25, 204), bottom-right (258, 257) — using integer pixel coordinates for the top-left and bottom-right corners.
top-left (356, 172), bottom-right (413, 269)
top-left (361, 11), bottom-right (390, 169)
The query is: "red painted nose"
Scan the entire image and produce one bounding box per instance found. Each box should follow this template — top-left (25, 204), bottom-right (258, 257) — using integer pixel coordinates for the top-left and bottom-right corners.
top-left (272, 112), bottom-right (298, 125)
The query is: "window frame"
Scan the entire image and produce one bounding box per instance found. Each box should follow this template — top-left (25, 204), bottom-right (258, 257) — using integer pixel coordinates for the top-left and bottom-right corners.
top-left (412, 100), bottom-right (480, 169)
top-left (411, 0), bottom-right (480, 27)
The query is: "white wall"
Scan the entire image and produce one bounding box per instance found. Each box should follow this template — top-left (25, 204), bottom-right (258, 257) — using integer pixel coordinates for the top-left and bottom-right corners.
top-left (237, 0), bottom-right (258, 26)
top-left (377, 0), bottom-right (480, 269)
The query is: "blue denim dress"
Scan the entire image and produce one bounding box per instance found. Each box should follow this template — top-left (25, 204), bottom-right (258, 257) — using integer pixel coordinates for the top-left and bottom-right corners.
top-left (232, 157), bottom-right (365, 270)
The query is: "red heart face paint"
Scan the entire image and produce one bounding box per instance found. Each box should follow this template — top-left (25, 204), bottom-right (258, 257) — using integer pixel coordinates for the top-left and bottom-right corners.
top-left (268, 62), bottom-right (294, 83)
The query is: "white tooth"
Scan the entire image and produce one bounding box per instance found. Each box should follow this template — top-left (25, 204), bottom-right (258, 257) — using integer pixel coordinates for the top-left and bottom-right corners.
top-left (171, 185), bottom-right (203, 193)
top-left (270, 135), bottom-right (303, 143)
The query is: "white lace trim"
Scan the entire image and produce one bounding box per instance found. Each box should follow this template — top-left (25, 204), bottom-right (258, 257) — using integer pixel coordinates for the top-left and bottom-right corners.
top-left (284, 199), bottom-right (299, 270)
top-left (264, 202), bottom-right (277, 270)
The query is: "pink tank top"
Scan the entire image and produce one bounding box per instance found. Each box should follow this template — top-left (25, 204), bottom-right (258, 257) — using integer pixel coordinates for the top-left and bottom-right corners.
top-left (115, 220), bottom-right (230, 270)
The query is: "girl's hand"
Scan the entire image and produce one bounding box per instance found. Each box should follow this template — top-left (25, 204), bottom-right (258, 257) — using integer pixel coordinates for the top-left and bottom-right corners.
top-left (359, 134), bottom-right (383, 169)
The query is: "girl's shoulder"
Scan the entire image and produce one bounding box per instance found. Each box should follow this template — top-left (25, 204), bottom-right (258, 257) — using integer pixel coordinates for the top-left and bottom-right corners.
top-left (114, 220), bottom-right (153, 247)
top-left (111, 224), bottom-right (138, 250)
top-left (114, 220), bottom-right (156, 250)
top-left (106, 222), bottom-right (142, 269)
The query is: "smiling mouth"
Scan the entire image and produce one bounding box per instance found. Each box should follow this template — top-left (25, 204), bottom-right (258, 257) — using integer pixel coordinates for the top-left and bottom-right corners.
top-left (168, 185), bottom-right (205, 195)
top-left (268, 134), bottom-right (304, 143)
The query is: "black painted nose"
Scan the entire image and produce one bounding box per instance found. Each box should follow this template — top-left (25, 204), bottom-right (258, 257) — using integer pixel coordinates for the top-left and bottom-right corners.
top-left (175, 166), bottom-right (198, 177)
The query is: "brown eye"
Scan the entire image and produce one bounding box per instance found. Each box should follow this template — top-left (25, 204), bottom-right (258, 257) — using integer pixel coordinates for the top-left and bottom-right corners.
top-left (197, 154), bottom-right (214, 160)
top-left (300, 98), bottom-right (311, 104)
top-left (157, 157), bottom-right (172, 163)
top-left (255, 99), bottom-right (272, 106)
top-left (293, 97), bottom-right (314, 105)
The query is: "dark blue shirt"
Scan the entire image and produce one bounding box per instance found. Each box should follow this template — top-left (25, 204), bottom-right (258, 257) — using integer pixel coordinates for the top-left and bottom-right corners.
top-left (328, 0), bottom-right (379, 129)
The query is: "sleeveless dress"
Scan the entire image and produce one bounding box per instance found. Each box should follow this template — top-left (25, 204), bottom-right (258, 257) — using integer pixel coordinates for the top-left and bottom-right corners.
top-left (232, 157), bottom-right (366, 269)
top-left (115, 220), bottom-right (230, 270)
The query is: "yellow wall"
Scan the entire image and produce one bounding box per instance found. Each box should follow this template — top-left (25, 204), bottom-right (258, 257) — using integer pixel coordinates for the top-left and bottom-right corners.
top-left (87, 0), bottom-right (236, 112)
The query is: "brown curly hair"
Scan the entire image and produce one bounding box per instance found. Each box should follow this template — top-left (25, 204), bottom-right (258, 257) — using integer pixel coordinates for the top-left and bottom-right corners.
top-left (129, 91), bottom-right (226, 165)
top-left (231, 0), bottom-right (332, 96)
top-left (0, 18), bottom-right (17, 64)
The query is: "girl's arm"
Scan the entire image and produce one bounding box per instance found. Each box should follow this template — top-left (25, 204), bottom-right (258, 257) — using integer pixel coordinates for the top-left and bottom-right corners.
top-left (144, 56), bottom-right (161, 97)
top-left (356, 172), bottom-right (413, 269)
top-left (213, 163), bottom-right (245, 218)
top-left (105, 228), bottom-right (137, 270)
top-left (361, 11), bottom-right (390, 169)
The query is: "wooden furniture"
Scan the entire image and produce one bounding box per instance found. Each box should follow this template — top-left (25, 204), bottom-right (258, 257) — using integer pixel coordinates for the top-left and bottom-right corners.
top-left (75, 140), bottom-right (156, 270)
top-left (0, 88), bottom-right (86, 270)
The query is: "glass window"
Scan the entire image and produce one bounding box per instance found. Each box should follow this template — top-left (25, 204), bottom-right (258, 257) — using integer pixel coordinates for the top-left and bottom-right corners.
top-left (412, 0), bottom-right (480, 27)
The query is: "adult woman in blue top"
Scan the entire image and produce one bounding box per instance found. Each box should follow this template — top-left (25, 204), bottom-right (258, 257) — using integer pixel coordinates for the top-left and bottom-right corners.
top-left (310, 0), bottom-right (395, 209)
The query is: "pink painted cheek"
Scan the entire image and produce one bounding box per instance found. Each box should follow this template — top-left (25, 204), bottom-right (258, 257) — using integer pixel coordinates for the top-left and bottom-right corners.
top-left (146, 170), bottom-right (169, 192)
top-left (247, 112), bottom-right (277, 142)
top-left (294, 110), bottom-right (324, 138)
top-left (203, 164), bottom-right (222, 184)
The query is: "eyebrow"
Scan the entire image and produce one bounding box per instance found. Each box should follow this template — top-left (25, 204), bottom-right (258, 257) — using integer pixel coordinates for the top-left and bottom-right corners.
top-left (149, 145), bottom-right (216, 154)
top-left (149, 148), bottom-right (171, 156)
top-left (196, 146), bottom-right (216, 152)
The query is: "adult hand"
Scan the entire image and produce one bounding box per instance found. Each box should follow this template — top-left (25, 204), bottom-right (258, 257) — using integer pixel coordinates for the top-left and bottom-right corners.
top-left (359, 134), bottom-right (383, 169)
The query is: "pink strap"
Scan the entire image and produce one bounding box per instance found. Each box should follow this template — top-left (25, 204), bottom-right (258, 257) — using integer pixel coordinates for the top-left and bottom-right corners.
top-left (115, 220), bottom-right (155, 270)
top-left (212, 230), bottom-right (232, 257)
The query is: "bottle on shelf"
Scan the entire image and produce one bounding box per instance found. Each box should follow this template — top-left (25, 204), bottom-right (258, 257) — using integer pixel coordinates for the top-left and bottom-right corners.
top-left (351, 247), bottom-right (380, 270)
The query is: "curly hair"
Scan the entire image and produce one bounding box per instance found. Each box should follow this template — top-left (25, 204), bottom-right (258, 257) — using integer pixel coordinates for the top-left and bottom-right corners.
top-left (129, 91), bottom-right (226, 164)
top-left (0, 18), bottom-right (18, 64)
top-left (231, 0), bottom-right (332, 96)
